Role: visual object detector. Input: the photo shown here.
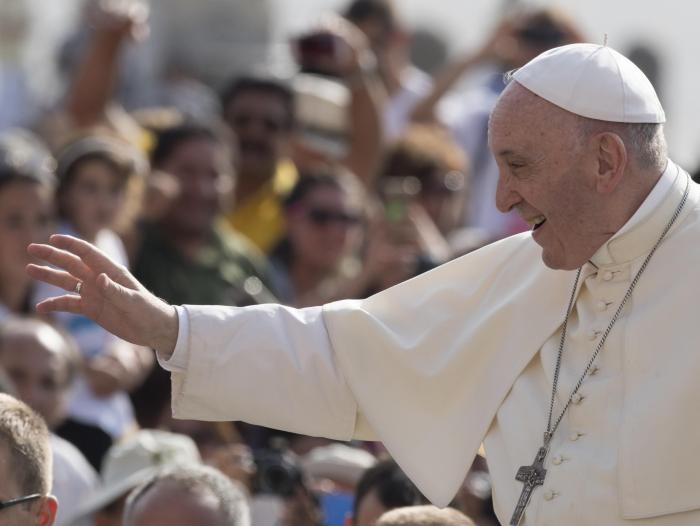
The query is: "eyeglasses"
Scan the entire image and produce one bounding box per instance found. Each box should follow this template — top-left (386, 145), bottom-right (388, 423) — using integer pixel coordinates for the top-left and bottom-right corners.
top-left (307, 208), bottom-right (361, 227)
top-left (0, 494), bottom-right (43, 510)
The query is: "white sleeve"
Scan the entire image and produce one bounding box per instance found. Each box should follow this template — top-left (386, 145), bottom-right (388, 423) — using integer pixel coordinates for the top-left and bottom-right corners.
top-left (167, 303), bottom-right (358, 441)
top-left (157, 305), bottom-right (190, 372)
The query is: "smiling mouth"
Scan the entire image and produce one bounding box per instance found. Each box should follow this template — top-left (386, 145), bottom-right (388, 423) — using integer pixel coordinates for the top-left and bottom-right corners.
top-left (529, 215), bottom-right (547, 231)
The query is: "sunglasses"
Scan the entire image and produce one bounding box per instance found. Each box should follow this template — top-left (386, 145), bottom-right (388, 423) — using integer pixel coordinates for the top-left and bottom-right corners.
top-left (307, 208), bottom-right (361, 227)
top-left (0, 494), bottom-right (42, 510)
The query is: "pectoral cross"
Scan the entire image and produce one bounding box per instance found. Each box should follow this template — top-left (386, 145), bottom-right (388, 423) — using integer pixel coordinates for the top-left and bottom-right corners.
top-left (510, 446), bottom-right (548, 525)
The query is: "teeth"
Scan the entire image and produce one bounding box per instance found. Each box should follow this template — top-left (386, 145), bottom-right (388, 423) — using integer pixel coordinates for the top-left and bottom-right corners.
top-left (529, 216), bottom-right (546, 228)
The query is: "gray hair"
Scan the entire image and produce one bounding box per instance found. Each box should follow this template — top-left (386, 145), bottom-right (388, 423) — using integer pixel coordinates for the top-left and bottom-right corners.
top-left (577, 119), bottom-right (667, 172)
top-left (124, 465), bottom-right (250, 526)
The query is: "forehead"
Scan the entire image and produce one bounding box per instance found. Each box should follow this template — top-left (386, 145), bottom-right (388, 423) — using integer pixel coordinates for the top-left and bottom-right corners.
top-left (0, 327), bottom-right (66, 362)
top-left (489, 83), bottom-right (576, 157)
top-left (130, 484), bottom-right (226, 526)
top-left (226, 90), bottom-right (288, 116)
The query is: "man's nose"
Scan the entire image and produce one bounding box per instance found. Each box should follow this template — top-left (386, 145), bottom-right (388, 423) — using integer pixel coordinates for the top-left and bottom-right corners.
top-left (495, 172), bottom-right (522, 213)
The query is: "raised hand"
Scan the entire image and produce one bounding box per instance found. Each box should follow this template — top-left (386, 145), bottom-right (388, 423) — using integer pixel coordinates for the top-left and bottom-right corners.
top-left (26, 235), bottom-right (178, 356)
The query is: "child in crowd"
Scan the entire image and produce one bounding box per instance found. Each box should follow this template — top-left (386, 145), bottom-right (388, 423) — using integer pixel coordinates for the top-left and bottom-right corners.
top-left (0, 131), bottom-right (55, 319)
top-left (33, 134), bottom-right (153, 469)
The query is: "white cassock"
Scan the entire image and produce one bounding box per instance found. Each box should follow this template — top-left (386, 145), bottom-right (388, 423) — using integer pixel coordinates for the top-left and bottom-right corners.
top-left (159, 160), bottom-right (700, 525)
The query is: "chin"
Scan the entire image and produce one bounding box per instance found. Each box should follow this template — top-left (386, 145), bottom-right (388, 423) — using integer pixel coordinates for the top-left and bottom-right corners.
top-left (540, 249), bottom-right (587, 271)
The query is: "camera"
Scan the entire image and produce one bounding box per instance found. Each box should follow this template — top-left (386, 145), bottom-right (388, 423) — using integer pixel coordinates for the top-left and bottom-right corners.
top-left (253, 447), bottom-right (304, 497)
top-left (293, 31), bottom-right (345, 77)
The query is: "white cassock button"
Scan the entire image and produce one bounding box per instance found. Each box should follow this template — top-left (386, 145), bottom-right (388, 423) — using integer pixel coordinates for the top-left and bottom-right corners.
top-left (596, 300), bottom-right (608, 311)
top-left (588, 330), bottom-right (600, 341)
top-left (569, 432), bottom-right (582, 441)
top-left (543, 490), bottom-right (557, 501)
top-left (572, 393), bottom-right (584, 404)
top-left (602, 271), bottom-right (614, 281)
top-left (552, 455), bottom-right (563, 465)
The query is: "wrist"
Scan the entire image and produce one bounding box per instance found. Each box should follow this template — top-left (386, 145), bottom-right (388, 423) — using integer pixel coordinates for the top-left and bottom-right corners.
top-left (152, 303), bottom-right (179, 358)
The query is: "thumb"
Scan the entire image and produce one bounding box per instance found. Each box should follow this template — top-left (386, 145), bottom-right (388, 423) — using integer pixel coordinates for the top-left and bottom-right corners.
top-left (97, 272), bottom-right (134, 305)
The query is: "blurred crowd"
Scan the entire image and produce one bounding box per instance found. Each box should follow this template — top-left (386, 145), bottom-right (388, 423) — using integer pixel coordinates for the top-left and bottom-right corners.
top-left (0, 0), bottom-right (630, 525)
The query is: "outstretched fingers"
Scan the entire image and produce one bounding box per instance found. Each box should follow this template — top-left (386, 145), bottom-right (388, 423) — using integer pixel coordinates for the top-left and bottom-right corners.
top-left (26, 264), bottom-right (81, 293)
top-left (48, 235), bottom-right (138, 288)
top-left (35, 294), bottom-right (84, 316)
top-left (27, 243), bottom-right (92, 281)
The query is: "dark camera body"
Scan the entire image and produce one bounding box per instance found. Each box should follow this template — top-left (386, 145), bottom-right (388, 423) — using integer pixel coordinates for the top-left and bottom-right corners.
top-left (253, 448), bottom-right (304, 497)
top-left (294, 32), bottom-right (342, 76)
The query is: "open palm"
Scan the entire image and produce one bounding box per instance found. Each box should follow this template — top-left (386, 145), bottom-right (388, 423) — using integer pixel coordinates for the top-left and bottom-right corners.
top-left (27, 235), bottom-right (177, 353)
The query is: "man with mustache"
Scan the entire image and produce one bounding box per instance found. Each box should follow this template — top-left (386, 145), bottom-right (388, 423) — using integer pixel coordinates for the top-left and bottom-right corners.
top-left (221, 76), bottom-right (299, 254)
top-left (28, 43), bottom-right (700, 525)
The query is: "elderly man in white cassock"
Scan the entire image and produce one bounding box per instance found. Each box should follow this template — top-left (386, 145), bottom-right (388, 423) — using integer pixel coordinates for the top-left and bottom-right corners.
top-left (27, 43), bottom-right (700, 525)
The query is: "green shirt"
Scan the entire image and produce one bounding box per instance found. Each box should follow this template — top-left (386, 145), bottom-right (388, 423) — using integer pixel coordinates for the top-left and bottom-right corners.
top-left (134, 221), bottom-right (277, 307)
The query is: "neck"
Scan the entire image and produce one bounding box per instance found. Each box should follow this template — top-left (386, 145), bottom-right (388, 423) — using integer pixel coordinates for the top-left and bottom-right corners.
top-left (609, 165), bottom-right (665, 234)
top-left (163, 226), bottom-right (210, 261)
top-left (289, 259), bottom-right (329, 297)
top-left (234, 169), bottom-right (275, 206)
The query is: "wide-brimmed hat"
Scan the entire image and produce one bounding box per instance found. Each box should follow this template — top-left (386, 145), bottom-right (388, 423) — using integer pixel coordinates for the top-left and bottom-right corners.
top-left (67, 429), bottom-right (201, 521)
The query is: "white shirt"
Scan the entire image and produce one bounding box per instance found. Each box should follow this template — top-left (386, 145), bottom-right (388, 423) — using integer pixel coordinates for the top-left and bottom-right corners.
top-left (160, 161), bottom-right (700, 524)
top-left (51, 434), bottom-right (97, 526)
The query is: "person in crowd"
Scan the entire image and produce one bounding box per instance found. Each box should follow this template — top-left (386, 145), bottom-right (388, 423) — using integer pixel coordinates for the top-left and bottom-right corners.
top-left (269, 168), bottom-right (365, 306)
top-left (133, 122), bottom-right (275, 307)
top-left (130, 121), bottom-right (276, 428)
top-left (123, 465), bottom-right (250, 526)
top-left (32, 135), bottom-right (152, 470)
top-left (0, 317), bottom-right (97, 526)
top-left (220, 76), bottom-right (299, 253)
top-left (0, 393), bottom-right (58, 526)
top-left (412, 7), bottom-right (583, 241)
top-left (68, 429), bottom-right (201, 526)
top-left (342, 0), bottom-right (431, 141)
top-left (0, 131), bottom-right (55, 321)
top-left (302, 444), bottom-right (377, 526)
top-left (290, 13), bottom-right (385, 186)
top-left (41, 0), bottom-right (150, 152)
top-left (379, 124), bottom-right (480, 257)
top-left (159, 416), bottom-right (255, 494)
top-left (376, 505), bottom-right (475, 526)
top-left (222, 19), bottom-right (384, 253)
top-left (350, 459), bottom-right (423, 526)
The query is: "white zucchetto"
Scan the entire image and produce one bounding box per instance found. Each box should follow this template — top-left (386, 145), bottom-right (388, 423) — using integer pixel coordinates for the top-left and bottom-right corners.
top-left (512, 43), bottom-right (665, 123)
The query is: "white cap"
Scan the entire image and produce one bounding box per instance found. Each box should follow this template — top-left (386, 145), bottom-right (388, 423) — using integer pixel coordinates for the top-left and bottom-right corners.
top-left (301, 444), bottom-right (376, 486)
top-left (68, 430), bottom-right (201, 521)
top-left (512, 43), bottom-right (665, 123)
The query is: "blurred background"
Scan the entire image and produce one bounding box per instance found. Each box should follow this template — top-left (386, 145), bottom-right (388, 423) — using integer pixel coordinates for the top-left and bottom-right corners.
top-left (13, 0), bottom-right (700, 166)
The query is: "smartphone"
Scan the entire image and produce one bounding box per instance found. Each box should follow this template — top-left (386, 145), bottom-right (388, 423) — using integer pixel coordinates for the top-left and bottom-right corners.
top-left (381, 176), bottom-right (421, 223)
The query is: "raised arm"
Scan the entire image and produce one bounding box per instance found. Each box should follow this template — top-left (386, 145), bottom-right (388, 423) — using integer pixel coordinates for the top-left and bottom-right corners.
top-left (65, 0), bottom-right (148, 127)
top-left (27, 235), bottom-right (178, 355)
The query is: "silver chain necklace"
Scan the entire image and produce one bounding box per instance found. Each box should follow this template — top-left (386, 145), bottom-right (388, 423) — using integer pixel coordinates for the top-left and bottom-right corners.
top-left (509, 176), bottom-right (690, 526)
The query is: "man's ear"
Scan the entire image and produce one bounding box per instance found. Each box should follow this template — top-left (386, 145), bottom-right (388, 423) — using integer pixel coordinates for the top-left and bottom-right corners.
top-left (36, 495), bottom-right (58, 526)
top-left (594, 132), bottom-right (627, 194)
